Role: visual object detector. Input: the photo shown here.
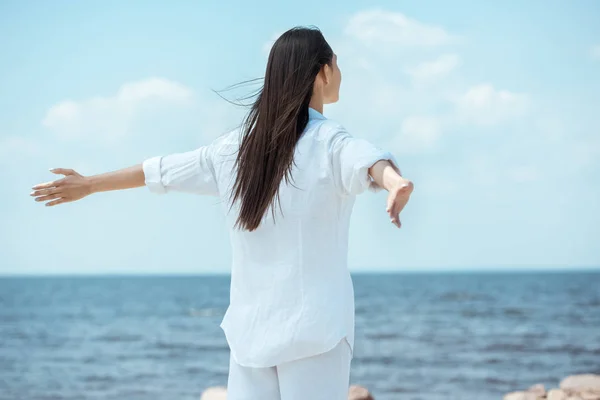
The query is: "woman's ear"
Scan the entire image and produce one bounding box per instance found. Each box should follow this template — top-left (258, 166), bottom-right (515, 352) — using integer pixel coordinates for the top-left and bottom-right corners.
top-left (322, 64), bottom-right (331, 85)
top-left (314, 66), bottom-right (327, 88)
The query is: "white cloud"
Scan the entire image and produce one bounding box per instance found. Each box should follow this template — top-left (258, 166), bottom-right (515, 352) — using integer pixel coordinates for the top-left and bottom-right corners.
top-left (42, 78), bottom-right (193, 142)
top-left (395, 115), bottom-right (441, 153)
top-left (345, 9), bottom-right (456, 47)
top-left (406, 54), bottom-right (461, 81)
top-left (454, 84), bottom-right (529, 125)
top-left (590, 44), bottom-right (600, 60)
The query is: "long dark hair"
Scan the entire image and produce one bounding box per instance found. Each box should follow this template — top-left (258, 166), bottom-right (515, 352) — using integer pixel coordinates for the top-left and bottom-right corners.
top-left (229, 26), bottom-right (334, 232)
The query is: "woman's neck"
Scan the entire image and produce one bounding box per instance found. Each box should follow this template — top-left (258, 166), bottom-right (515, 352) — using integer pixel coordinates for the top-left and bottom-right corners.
top-left (308, 97), bottom-right (324, 114)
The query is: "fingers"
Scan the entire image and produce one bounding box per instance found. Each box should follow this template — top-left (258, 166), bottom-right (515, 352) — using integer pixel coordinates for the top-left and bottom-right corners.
top-left (50, 168), bottom-right (75, 176)
top-left (32, 180), bottom-right (63, 190)
top-left (385, 178), bottom-right (414, 229)
top-left (31, 169), bottom-right (77, 207)
top-left (30, 188), bottom-right (61, 197)
top-left (392, 198), bottom-right (406, 217)
top-left (31, 168), bottom-right (73, 189)
top-left (33, 193), bottom-right (63, 203)
top-left (393, 213), bottom-right (401, 228)
top-left (46, 197), bottom-right (70, 207)
top-left (387, 192), bottom-right (410, 229)
top-left (386, 205), bottom-right (401, 229)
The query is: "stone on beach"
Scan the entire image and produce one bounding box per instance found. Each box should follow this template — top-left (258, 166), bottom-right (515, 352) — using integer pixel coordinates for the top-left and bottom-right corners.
top-left (580, 391), bottom-right (600, 400)
top-left (548, 389), bottom-right (568, 400)
top-left (528, 384), bottom-right (546, 397)
top-left (348, 384), bottom-right (374, 400)
top-left (504, 374), bottom-right (600, 400)
top-left (200, 386), bottom-right (227, 400)
top-left (560, 375), bottom-right (600, 393)
top-left (503, 391), bottom-right (539, 400)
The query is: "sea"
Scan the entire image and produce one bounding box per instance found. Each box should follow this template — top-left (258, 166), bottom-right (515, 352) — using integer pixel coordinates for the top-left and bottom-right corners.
top-left (1, 271), bottom-right (599, 400)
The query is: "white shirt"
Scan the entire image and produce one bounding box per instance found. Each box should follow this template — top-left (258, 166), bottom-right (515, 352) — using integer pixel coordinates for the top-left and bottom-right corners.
top-left (142, 107), bottom-right (399, 367)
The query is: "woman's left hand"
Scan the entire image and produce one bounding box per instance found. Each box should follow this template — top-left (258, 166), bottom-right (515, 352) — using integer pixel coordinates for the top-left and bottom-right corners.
top-left (30, 168), bottom-right (92, 207)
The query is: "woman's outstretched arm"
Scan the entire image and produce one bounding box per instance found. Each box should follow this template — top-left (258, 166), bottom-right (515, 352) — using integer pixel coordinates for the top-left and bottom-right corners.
top-left (87, 165), bottom-right (146, 193)
top-left (31, 165), bottom-right (145, 207)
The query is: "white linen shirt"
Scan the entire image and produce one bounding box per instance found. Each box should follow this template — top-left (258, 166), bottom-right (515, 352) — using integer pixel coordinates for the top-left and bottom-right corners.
top-left (142, 107), bottom-right (399, 368)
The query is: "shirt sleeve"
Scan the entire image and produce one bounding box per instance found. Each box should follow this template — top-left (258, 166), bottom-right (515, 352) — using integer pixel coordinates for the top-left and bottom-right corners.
top-left (328, 126), bottom-right (400, 196)
top-left (142, 143), bottom-right (219, 196)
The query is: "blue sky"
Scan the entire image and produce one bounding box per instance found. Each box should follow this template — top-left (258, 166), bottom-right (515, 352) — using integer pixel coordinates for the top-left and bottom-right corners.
top-left (1, 0), bottom-right (599, 274)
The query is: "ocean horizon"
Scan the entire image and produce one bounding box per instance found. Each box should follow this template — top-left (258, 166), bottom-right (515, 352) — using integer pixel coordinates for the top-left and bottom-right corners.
top-left (4, 267), bottom-right (600, 277)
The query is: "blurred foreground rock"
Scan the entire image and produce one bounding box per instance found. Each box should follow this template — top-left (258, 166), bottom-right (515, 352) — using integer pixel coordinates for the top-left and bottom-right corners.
top-left (503, 374), bottom-right (600, 400)
top-left (348, 384), bottom-right (375, 400)
top-left (200, 386), bottom-right (227, 400)
top-left (200, 384), bottom-right (373, 399)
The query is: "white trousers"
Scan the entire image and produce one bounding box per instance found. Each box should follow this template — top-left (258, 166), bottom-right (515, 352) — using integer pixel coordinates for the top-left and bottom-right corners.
top-left (227, 337), bottom-right (352, 400)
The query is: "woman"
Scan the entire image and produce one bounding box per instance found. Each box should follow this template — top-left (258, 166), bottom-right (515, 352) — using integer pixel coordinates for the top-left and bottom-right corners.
top-left (31, 27), bottom-right (413, 400)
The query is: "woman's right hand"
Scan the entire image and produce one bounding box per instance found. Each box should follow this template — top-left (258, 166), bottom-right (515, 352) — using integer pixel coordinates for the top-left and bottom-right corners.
top-left (367, 159), bottom-right (414, 228)
top-left (386, 178), bottom-right (414, 228)
top-left (30, 168), bottom-right (92, 207)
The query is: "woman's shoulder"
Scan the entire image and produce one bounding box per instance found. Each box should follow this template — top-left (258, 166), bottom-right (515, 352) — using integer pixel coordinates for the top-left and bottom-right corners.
top-left (216, 127), bottom-right (243, 144)
top-left (310, 117), bottom-right (349, 143)
top-left (204, 128), bottom-right (244, 165)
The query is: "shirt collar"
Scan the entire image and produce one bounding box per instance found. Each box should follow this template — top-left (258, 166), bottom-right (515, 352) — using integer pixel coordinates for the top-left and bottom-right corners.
top-left (308, 107), bottom-right (326, 121)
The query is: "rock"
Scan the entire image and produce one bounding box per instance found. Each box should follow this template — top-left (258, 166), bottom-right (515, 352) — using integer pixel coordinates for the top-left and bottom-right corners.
top-left (200, 386), bottom-right (227, 400)
top-left (528, 383), bottom-right (546, 397)
top-left (348, 384), bottom-right (374, 400)
top-left (504, 391), bottom-right (539, 400)
top-left (548, 389), bottom-right (568, 400)
top-left (505, 374), bottom-right (600, 400)
top-left (579, 391), bottom-right (600, 400)
top-left (561, 375), bottom-right (600, 392)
